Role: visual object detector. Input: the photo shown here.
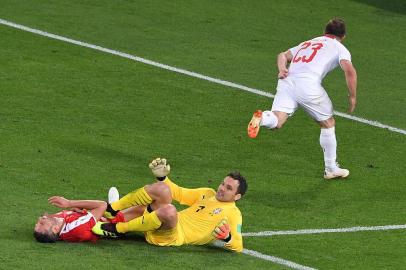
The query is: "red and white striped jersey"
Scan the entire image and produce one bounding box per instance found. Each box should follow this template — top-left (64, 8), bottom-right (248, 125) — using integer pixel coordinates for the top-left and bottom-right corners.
top-left (55, 210), bottom-right (98, 242)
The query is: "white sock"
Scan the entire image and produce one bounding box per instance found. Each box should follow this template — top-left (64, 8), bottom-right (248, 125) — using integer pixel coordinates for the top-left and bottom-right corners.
top-left (261, 110), bottom-right (278, 129)
top-left (320, 127), bottom-right (337, 171)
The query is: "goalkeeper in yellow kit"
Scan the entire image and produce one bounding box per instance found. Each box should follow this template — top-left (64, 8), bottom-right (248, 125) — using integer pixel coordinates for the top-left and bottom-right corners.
top-left (92, 158), bottom-right (247, 252)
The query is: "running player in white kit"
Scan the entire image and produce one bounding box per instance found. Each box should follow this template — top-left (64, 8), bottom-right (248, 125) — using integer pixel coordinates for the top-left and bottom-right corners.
top-left (248, 18), bottom-right (357, 179)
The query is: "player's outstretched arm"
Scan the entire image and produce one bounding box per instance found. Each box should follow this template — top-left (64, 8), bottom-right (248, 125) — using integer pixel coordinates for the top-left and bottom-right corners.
top-left (48, 196), bottom-right (107, 221)
top-left (149, 157), bottom-right (171, 181)
top-left (149, 158), bottom-right (215, 206)
top-left (340, 59), bottom-right (357, 113)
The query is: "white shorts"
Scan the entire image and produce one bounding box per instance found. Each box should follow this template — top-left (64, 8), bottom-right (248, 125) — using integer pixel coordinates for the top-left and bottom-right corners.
top-left (271, 76), bottom-right (333, 121)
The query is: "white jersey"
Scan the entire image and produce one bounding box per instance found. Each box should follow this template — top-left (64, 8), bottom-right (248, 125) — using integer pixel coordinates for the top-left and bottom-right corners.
top-left (288, 35), bottom-right (351, 82)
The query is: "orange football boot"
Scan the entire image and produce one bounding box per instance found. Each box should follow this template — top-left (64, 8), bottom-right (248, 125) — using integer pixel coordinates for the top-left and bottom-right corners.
top-left (247, 110), bottom-right (263, 138)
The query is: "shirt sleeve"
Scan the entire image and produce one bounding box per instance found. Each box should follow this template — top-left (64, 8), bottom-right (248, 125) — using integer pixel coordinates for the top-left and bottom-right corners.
top-left (289, 44), bottom-right (300, 56)
top-left (163, 177), bottom-right (216, 206)
top-left (338, 43), bottom-right (351, 63)
top-left (223, 208), bottom-right (243, 253)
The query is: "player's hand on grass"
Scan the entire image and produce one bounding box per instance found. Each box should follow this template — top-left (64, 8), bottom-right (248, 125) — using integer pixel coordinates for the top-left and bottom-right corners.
top-left (149, 157), bottom-right (171, 178)
top-left (213, 219), bottom-right (231, 241)
top-left (48, 196), bottom-right (71, 208)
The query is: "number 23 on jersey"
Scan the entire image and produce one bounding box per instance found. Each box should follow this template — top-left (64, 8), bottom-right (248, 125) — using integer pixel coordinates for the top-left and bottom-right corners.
top-left (292, 41), bottom-right (324, 63)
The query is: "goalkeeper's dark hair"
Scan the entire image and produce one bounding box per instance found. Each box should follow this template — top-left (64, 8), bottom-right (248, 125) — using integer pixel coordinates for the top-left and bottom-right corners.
top-left (33, 229), bottom-right (58, 243)
top-left (227, 171), bottom-right (248, 196)
top-left (324, 17), bottom-right (346, 38)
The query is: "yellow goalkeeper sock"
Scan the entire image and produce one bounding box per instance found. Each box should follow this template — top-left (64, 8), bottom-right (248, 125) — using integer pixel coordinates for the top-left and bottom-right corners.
top-left (111, 186), bottom-right (152, 211)
top-left (116, 211), bottom-right (162, 233)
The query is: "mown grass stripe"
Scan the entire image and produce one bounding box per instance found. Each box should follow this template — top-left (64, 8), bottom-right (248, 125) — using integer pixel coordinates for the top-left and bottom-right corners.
top-left (1, 18), bottom-right (404, 135)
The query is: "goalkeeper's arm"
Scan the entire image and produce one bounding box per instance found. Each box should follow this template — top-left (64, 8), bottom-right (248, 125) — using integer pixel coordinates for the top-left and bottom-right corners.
top-left (213, 219), bottom-right (232, 242)
top-left (149, 157), bottom-right (171, 181)
top-left (149, 157), bottom-right (216, 206)
top-left (213, 213), bottom-right (243, 252)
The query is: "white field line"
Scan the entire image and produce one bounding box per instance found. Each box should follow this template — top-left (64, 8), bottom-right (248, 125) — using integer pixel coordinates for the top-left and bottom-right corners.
top-left (242, 249), bottom-right (317, 270)
top-left (212, 241), bottom-right (317, 270)
top-left (0, 18), bottom-right (273, 99)
top-left (243, 224), bottom-right (406, 237)
top-left (1, 18), bottom-right (405, 136)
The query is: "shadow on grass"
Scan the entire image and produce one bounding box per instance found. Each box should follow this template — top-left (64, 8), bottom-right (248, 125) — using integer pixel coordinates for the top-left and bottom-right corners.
top-left (96, 234), bottom-right (229, 254)
top-left (352, 0), bottom-right (406, 14)
top-left (58, 139), bottom-right (144, 165)
top-left (260, 182), bottom-right (330, 210)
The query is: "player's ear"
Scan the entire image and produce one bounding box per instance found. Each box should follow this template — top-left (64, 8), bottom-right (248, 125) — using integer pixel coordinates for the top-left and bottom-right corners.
top-left (51, 225), bottom-right (60, 234)
top-left (234, 193), bottom-right (242, 201)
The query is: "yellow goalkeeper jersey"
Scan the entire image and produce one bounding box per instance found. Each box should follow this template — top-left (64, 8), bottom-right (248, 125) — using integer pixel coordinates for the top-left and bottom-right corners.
top-left (163, 177), bottom-right (243, 252)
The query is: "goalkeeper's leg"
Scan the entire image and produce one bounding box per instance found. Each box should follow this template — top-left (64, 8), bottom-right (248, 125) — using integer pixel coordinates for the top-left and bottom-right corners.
top-left (107, 182), bottom-right (172, 216)
top-left (116, 204), bottom-right (177, 233)
top-left (115, 183), bottom-right (175, 232)
top-left (94, 203), bottom-right (178, 236)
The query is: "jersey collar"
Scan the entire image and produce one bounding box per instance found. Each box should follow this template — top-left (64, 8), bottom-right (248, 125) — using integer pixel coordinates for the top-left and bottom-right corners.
top-left (324, 34), bottom-right (337, 39)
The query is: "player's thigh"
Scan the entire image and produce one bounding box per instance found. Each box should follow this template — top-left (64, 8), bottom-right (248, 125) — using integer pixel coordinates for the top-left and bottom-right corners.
top-left (300, 91), bottom-right (333, 122)
top-left (155, 204), bottom-right (178, 229)
top-left (145, 222), bottom-right (184, 246)
top-left (271, 78), bottom-right (298, 115)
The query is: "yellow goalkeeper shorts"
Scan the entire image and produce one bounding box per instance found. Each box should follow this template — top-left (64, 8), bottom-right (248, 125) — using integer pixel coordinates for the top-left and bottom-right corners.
top-left (144, 222), bottom-right (185, 246)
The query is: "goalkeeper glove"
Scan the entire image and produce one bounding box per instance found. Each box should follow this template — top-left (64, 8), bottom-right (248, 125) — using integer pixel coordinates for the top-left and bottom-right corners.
top-left (149, 158), bottom-right (171, 180)
top-left (213, 219), bottom-right (231, 242)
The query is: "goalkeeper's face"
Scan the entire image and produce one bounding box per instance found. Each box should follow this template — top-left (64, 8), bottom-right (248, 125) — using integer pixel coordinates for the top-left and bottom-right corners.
top-left (215, 176), bottom-right (241, 202)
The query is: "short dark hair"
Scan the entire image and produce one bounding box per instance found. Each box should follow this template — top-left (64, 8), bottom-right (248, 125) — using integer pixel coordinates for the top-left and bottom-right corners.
top-left (324, 18), bottom-right (346, 38)
top-left (227, 171), bottom-right (248, 197)
top-left (34, 230), bottom-right (59, 243)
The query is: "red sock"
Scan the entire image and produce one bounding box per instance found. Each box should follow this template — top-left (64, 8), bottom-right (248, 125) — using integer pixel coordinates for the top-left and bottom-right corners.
top-left (110, 211), bottom-right (126, 223)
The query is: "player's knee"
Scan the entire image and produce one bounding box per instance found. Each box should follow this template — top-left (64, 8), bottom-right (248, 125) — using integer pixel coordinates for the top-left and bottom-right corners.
top-left (329, 117), bottom-right (336, 127)
top-left (146, 182), bottom-right (172, 203)
top-left (156, 204), bottom-right (177, 222)
top-left (319, 117), bottom-right (335, 128)
top-left (275, 122), bottom-right (284, 129)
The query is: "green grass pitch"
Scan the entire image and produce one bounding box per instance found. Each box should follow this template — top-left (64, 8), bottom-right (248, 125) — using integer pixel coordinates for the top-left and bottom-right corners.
top-left (0, 1), bottom-right (405, 269)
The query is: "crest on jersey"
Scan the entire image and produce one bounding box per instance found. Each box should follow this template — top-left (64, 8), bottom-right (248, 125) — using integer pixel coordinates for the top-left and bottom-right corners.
top-left (237, 224), bottom-right (242, 233)
top-left (212, 208), bottom-right (222, 215)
